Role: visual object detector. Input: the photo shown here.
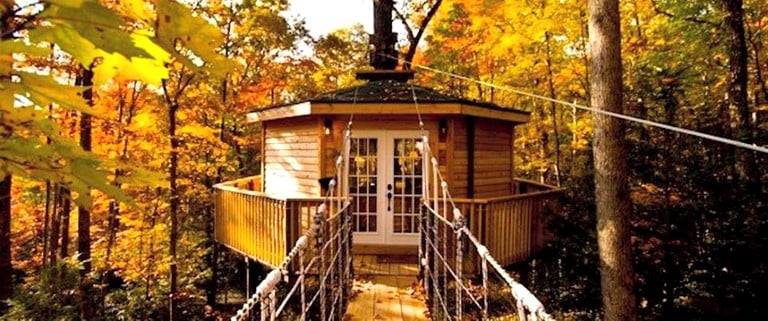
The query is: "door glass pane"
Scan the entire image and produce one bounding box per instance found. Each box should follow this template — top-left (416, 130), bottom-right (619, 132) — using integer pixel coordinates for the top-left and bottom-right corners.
top-left (391, 137), bottom-right (423, 234)
top-left (350, 137), bottom-right (378, 233)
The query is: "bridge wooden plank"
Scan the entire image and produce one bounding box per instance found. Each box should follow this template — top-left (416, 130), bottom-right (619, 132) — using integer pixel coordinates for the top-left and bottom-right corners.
top-left (345, 255), bottom-right (427, 321)
top-left (395, 276), bottom-right (428, 321)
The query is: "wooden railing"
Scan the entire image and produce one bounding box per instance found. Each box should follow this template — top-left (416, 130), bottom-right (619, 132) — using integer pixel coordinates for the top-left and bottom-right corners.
top-left (215, 175), bottom-right (562, 268)
top-left (214, 175), bottom-right (347, 267)
top-left (214, 182), bottom-right (287, 266)
top-left (455, 189), bottom-right (562, 266)
top-left (514, 178), bottom-right (557, 194)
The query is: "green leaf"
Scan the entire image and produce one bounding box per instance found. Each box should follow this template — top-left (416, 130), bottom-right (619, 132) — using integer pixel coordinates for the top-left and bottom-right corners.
top-left (5, 72), bottom-right (95, 114)
top-left (0, 135), bottom-right (140, 209)
top-left (0, 40), bottom-right (52, 57)
top-left (28, 26), bottom-right (101, 67)
top-left (154, 0), bottom-right (234, 76)
top-left (42, 0), bottom-right (125, 34)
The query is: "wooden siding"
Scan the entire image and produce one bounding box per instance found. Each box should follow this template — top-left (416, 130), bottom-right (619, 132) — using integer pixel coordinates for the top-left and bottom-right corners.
top-left (452, 117), bottom-right (517, 198)
top-left (473, 119), bottom-right (514, 198)
top-left (319, 115), bottom-right (446, 179)
top-left (452, 118), bottom-right (469, 198)
top-left (263, 117), bottom-right (320, 197)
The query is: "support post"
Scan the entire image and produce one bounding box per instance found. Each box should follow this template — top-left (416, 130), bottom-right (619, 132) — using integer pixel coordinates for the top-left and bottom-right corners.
top-left (268, 290), bottom-right (277, 321)
top-left (313, 204), bottom-right (326, 321)
top-left (299, 246), bottom-right (306, 321)
top-left (453, 208), bottom-right (464, 319)
top-left (478, 246), bottom-right (489, 319)
top-left (246, 257), bottom-right (252, 321)
top-left (419, 203), bottom-right (430, 305)
top-left (345, 203), bottom-right (354, 301)
top-left (337, 196), bottom-right (345, 317)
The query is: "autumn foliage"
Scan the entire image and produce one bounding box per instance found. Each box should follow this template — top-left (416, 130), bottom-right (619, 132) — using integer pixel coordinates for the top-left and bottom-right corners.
top-left (2, 0), bottom-right (768, 320)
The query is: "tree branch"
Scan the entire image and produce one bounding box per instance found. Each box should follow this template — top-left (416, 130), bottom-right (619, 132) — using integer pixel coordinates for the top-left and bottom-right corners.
top-left (404, 0), bottom-right (442, 70)
top-left (393, 5), bottom-right (415, 44)
top-left (649, 0), bottom-right (718, 27)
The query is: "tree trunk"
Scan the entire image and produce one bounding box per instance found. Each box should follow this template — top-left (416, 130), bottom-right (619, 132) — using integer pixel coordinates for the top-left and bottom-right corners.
top-left (0, 175), bottom-right (12, 314)
top-left (59, 187), bottom-right (71, 259)
top-left (371, 0), bottom-right (398, 69)
top-left (746, 21), bottom-right (768, 104)
top-left (545, 31), bottom-right (562, 187)
top-left (0, 8), bottom-right (13, 315)
top-left (42, 181), bottom-right (51, 266)
top-left (163, 80), bottom-right (181, 321)
top-left (589, 0), bottom-right (637, 320)
top-left (77, 66), bottom-right (95, 320)
top-left (720, 0), bottom-right (759, 244)
top-left (49, 187), bottom-right (61, 265)
top-left (721, 0), bottom-right (755, 175)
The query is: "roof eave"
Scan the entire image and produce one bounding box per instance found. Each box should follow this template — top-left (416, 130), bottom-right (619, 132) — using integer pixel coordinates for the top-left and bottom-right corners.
top-left (246, 101), bottom-right (530, 124)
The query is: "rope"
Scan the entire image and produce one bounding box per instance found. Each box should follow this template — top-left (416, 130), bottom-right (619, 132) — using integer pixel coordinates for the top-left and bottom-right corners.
top-left (347, 87), bottom-right (358, 130)
top-left (384, 53), bottom-right (768, 155)
top-left (231, 97), bottom-right (356, 321)
top-left (410, 82), bottom-right (426, 132)
top-left (413, 114), bottom-right (556, 320)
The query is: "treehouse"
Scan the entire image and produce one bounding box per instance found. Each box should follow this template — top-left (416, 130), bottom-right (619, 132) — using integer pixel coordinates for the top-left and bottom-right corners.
top-left (213, 70), bottom-right (562, 267)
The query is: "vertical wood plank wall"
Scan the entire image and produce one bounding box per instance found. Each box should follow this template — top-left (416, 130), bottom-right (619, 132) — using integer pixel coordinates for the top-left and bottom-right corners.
top-left (473, 119), bottom-right (515, 198)
top-left (452, 117), bottom-right (469, 197)
top-left (263, 117), bottom-right (320, 197)
top-left (452, 117), bottom-right (517, 199)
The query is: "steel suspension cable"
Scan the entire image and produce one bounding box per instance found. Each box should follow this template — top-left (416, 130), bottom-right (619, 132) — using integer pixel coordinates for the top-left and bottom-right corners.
top-left (385, 54), bottom-right (768, 155)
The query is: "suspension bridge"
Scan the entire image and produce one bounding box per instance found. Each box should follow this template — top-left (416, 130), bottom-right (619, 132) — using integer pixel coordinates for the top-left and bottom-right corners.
top-left (224, 126), bottom-right (555, 321)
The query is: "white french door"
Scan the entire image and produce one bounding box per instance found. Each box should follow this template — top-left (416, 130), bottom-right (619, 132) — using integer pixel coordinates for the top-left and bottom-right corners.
top-left (349, 130), bottom-right (424, 245)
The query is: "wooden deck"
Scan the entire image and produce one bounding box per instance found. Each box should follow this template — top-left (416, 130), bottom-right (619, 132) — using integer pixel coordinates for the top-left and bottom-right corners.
top-left (344, 255), bottom-right (428, 321)
top-left (214, 175), bottom-right (562, 268)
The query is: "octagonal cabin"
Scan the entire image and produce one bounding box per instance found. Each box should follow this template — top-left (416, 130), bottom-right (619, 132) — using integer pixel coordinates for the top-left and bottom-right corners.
top-left (214, 71), bottom-right (561, 266)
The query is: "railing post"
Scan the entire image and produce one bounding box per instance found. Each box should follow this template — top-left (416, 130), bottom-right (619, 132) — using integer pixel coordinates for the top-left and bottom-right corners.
top-left (313, 204), bottom-right (326, 321)
top-left (477, 245), bottom-right (489, 319)
top-left (345, 202), bottom-right (354, 304)
top-left (453, 208), bottom-right (464, 320)
top-left (245, 257), bottom-right (252, 321)
top-left (419, 203), bottom-right (430, 307)
top-left (517, 300), bottom-right (527, 321)
top-left (259, 294), bottom-right (267, 321)
top-left (299, 244), bottom-right (306, 321)
top-left (336, 195), bottom-right (345, 318)
top-left (268, 290), bottom-right (277, 321)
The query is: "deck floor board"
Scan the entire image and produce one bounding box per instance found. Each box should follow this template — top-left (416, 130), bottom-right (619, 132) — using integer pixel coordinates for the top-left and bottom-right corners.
top-left (344, 255), bottom-right (427, 321)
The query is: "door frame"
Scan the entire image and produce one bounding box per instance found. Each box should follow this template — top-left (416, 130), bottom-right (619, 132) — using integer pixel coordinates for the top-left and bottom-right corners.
top-left (350, 129), bottom-right (425, 246)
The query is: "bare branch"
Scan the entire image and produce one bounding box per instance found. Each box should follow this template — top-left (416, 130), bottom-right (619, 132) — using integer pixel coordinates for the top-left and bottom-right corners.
top-left (649, 0), bottom-right (718, 27)
top-left (404, 0), bottom-right (442, 70)
top-left (393, 5), bottom-right (415, 43)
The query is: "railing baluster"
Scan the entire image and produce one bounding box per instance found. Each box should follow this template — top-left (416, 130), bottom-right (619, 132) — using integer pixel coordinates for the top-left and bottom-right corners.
top-left (299, 244), bottom-right (306, 321)
top-left (478, 246), bottom-right (489, 319)
top-left (454, 208), bottom-right (464, 320)
top-left (314, 204), bottom-right (327, 321)
top-left (420, 203), bottom-right (429, 305)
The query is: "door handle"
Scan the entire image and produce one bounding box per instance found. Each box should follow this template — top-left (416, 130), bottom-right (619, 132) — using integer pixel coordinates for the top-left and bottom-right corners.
top-left (386, 184), bottom-right (393, 211)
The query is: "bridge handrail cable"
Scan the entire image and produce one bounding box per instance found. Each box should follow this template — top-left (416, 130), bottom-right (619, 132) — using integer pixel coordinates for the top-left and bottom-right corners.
top-left (231, 121), bottom-right (355, 321)
top-left (419, 125), bottom-right (555, 320)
